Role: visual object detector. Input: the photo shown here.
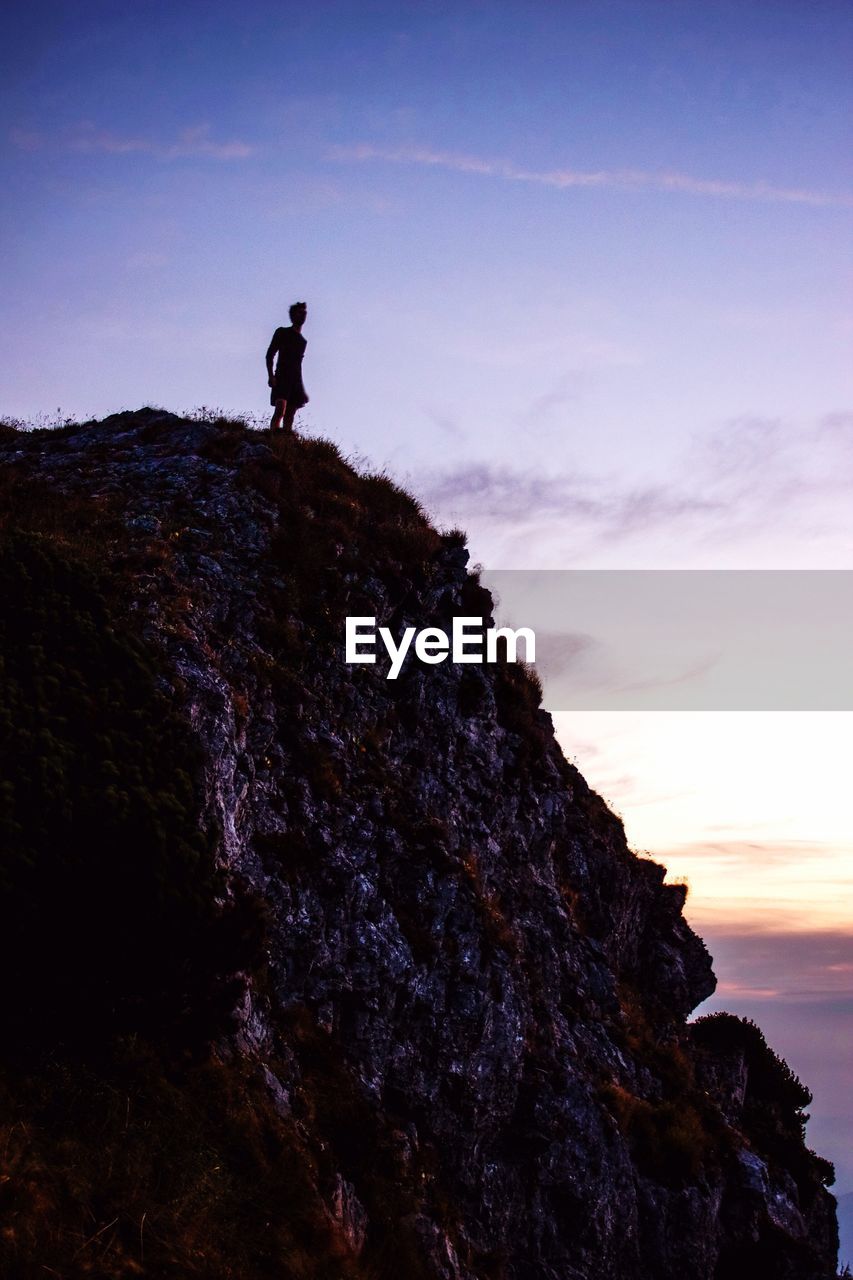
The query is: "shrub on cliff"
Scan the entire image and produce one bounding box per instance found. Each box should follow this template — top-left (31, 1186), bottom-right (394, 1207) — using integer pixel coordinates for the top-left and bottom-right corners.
top-left (692, 1013), bottom-right (835, 1197)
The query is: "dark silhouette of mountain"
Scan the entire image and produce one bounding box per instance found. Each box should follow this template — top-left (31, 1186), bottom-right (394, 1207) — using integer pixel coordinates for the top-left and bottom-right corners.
top-left (838, 1192), bottom-right (853, 1273)
top-left (0, 408), bottom-right (840, 1278)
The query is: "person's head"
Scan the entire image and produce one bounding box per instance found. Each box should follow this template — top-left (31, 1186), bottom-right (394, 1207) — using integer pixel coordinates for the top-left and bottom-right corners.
top-left (289, 301), bottom-right (307, 327)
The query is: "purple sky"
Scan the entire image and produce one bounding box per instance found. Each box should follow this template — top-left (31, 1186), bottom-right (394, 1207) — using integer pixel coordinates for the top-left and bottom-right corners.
top-left (2, 0), bottom-right (851, 1233)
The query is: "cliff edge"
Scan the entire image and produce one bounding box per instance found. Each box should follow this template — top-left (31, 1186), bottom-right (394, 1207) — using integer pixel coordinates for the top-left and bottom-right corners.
top-left (0, 409), bottom-right (839, 1278)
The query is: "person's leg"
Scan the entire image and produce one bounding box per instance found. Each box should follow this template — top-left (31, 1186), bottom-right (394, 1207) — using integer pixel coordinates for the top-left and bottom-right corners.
top-left (282, 401), bottom-right (297, 435)
top-left (270, 398), bottom-right (286, 432)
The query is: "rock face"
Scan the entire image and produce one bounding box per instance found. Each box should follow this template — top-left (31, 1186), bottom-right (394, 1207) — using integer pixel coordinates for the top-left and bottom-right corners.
top-left (0, 410), bottom-right (839, 1279)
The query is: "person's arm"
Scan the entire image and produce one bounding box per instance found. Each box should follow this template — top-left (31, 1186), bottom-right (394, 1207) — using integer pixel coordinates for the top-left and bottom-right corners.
top-left (265, 329), bottom-right (281, 385)
top-left (299, 335), bottom-right (308, 402)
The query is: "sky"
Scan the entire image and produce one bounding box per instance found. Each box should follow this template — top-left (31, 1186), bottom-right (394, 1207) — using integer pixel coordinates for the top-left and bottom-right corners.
top-left (2, 0), bottom-right (851, 1219)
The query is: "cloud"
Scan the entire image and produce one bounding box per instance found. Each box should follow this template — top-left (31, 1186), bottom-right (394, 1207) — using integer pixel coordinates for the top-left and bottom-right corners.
top-left (518, 626), bottom-right (662, 703)
top-left (71, 123), bottom-right (254, 160)
top-left (656, 836), bottom-right (853, 936)
top-left (697, 925), bottom-right (853, 1002)
top-left (665, 838), bottom-right (849, 873)
top-left (689, 415), bottom-right (785, 487)
top-left (11, 122), bottom-right (254, 160)
top-left (415, 409), bottom-right (853, 565)
top-left (423, 406), bottom-right (465, 439)
top-left (421, 462), bottom-right (723, 537)
top-left (521, 371), bottom-right (585, 424)
top-left (8, 127), bottom-right (45, 152)
top-left (529, 629), bottom-right (599, 678)
top-left (423, 464), bottom-right (601, 521)
top-left (333, 143), bottom-right (853, 209)
top-left (819, 410), bottom-right (853, 437)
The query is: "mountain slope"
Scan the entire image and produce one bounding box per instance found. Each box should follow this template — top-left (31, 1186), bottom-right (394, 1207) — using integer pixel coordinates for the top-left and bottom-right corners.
top-left (0, 408), bottom-right (839, 1279)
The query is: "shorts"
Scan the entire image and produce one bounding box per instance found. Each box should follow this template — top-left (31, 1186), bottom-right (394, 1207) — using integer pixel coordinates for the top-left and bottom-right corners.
top-left (269, 377), bottom-right (308, 409)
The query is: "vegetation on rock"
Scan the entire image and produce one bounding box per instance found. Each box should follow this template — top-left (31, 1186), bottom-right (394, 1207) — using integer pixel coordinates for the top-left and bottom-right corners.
top-left (0, 411), bottom-right (839, 1279)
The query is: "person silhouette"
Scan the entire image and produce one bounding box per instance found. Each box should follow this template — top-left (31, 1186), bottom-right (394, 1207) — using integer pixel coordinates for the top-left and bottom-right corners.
top-left (266, 301), bottom-right (309, 434)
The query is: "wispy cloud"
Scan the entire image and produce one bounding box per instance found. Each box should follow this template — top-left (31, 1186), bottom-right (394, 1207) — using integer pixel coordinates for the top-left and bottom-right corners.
top-left (658, 837), bottom-right (853, 935)
top-left (71, 123), bottom-right (254, 159)
top-left (422, 462), bottom-right (722, 535)
top-left (424, 464), bottom-right (600, 521)
top-left (333, 143), bottom-right (853, 209)
top-left (416, 410), bottom-right (853, 566)
top-left (820, 410), bottom-right (853, 437)
top-left (8, 126), bottom-right (45, 152)
top-left (698, 924), bottom-right (853, 1000)
top-left (423, 406), bottom-right (465, 439)
top-left (666, 838), bottom-right (850, 873)
top-left (521, 371), bottom-right (585, 424)
top-left (11, 122), bottom-right (254, 160)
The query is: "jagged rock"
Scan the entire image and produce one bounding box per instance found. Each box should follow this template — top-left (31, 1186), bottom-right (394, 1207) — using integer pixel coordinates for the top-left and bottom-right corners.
top-left (0, 410), bottom-right (839, 1279)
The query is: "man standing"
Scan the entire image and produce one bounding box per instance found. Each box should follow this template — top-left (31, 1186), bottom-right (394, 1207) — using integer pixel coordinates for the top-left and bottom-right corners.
top-left (266, 301), bottom-right (309, 434)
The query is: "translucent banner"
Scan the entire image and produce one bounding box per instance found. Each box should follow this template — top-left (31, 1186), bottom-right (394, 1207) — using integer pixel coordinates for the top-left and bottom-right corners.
top-left (482, 571), bottom-right (853, 711)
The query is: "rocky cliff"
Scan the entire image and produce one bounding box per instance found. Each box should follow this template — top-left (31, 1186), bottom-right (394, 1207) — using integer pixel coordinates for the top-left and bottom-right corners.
top-left (0, 409), bottom-right (839, 1279)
